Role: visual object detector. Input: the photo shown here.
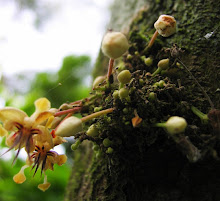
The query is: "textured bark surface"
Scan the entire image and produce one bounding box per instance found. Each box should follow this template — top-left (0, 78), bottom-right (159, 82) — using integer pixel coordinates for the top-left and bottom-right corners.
top-left (65, 0), bottom-right (220, 200)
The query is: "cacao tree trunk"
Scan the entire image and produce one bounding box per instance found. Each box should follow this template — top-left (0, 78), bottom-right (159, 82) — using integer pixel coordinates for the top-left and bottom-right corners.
top-left (65, 0), bottom-right (220, 200)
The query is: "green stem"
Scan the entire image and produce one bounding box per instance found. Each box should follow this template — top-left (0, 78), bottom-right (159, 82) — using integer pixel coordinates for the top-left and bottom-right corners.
top-left (81, 108), bottom-right (114, 123)
top-left (152, 67), bottom-right (162, 77)
top-left (154, 122), bottom-right (166, 128)
top-left (119, 83), bottom-right (124, 89)
top-left (107, 58), bottom-right (114, 80)
top-left (191, 106), bottom-right (209, 123)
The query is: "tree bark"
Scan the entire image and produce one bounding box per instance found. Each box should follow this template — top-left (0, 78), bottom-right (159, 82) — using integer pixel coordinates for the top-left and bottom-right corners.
top-left (65, 0), bottom-right (220, 200)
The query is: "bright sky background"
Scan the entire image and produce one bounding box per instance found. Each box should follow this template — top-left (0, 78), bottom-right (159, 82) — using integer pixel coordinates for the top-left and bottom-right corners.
top-left (0, 0), bottom-right (113, 75)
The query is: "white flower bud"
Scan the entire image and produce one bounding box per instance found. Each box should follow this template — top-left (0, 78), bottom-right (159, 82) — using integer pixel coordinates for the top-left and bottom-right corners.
top-left (165, 116), bottom-right (187, 135)
top-left (93, 76), bottom-right (105, 88)
top-left (55, 116), bottom-right (83, 137)
top-left (154, 15), bottom-right (176, 37)
top-left (101, 31), bottom-right (129, 59)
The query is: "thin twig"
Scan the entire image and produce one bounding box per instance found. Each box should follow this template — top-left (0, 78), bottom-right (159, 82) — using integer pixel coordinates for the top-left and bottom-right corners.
top-left (177, 58), bottom-right (215, 109)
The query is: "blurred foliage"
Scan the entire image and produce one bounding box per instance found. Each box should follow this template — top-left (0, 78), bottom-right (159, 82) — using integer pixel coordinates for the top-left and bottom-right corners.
top-left (0, 158), bottom-right (71, 201)
top-left (21, 55), bottom-right (91, 115)
top-left (0, 54), bottom-right (91, 200)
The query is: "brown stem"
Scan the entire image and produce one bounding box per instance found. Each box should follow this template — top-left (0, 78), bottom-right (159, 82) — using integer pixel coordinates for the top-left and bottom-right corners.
top-left (107, 58), bottom-right (114, 79)
top-left (54, 107), bottom-right (81, 117)
top-left (142, 30), bottom-right (159, 54)
top-left (148, 30), bottom-right (159, 49)
top-left (69, 100), bottom-right (83, 106)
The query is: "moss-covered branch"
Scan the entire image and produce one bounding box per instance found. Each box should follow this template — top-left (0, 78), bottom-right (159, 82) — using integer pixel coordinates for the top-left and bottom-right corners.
top-left (65, 0), bottom-right (220, 200)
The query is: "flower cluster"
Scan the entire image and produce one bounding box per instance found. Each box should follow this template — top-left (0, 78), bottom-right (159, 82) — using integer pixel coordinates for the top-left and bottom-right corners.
top-left (0, 98), bottom-right (67, 191)
top-left (0, 97), bottom-right (114, 191)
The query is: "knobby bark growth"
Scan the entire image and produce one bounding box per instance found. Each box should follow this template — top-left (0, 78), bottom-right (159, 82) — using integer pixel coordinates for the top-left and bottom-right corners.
top-left (65, 0), bottom-right (220, 200)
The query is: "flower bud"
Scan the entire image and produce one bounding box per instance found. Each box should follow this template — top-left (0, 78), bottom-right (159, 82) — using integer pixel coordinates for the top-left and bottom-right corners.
top-left (144, 57), bottom-right (153, 66)
top-left (71, 139), bottom-right (81, 150)
top-left (158, 58), bottom-right (169, 70)
top-left (55, 116), bottom-right (83, 137)
top-left (158, 80), bottom-right (165, 88)
top-left (103, 138), bottom-right (112, 147)
top-left (117, 70), bottom-right (131, 84)
top-left (154, 15), bottom-right (176, 37)
top-left (148, 92), bottom-right (157, 102)
top-left (113, 90), bottom-right (119, 100)
top-left (93, 76), bottom-right (105, 88)
top-left (166, 116), bottom-right (187, 135)
top-left (101, 31), bottom-right (129, 59)
top-left (106, 147), bottom-right (114, 154)
top-left (86, 124), bottom-right (99, 137)
top-left (119, 88), bottom-right (129, 100)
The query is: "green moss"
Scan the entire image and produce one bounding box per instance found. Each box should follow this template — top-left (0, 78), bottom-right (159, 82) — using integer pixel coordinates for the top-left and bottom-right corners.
top-left (66, 0), bottom-right (220, 200)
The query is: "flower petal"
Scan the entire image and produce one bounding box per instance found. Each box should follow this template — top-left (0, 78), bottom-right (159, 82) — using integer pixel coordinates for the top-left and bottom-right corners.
top-left (38, 182), bottom-right (51, 192)
top-left (0, 107), bottom-right (27, 124)
top-left (57, 154), bottom-right (67, 166)
top-left (13, 172), bottom-right (26, 184)
top-left (33, 126), bottom-right (53, 148)
top-left (53, 136), bottom-right (67, 147)
top-left (34, 98), bottom-right (51, 113)
top-left (35, 111), bottom-right (54, 125)
top-left (0, 124), bottom-right (8, 136)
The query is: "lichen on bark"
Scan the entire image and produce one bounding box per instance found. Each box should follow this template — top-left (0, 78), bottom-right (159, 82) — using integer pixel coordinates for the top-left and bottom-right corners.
top-left (65, 0), bottom-right (220, 201)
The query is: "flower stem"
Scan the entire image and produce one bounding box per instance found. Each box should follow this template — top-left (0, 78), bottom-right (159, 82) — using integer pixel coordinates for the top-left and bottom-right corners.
top-left (191, 106), bottom-right (209, 124)
top-left (148, 30), bottom-right (159, 48)
top-left (107, 58), bottom-right (114, 80)
top-left (152, 67), bottom-right (162, 77)
top-left (81, 108), bottom-right (114, 122)
top-left (154, 122), bottom-right (166, 128)
top-left (142, 30), bottom-right (159, 54)
top-left (54, 107), bottom-right (81, 117)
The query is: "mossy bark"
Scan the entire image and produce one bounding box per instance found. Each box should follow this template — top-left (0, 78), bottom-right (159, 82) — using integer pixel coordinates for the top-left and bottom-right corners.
top-left (65, 0), bottom-right (220, 201)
